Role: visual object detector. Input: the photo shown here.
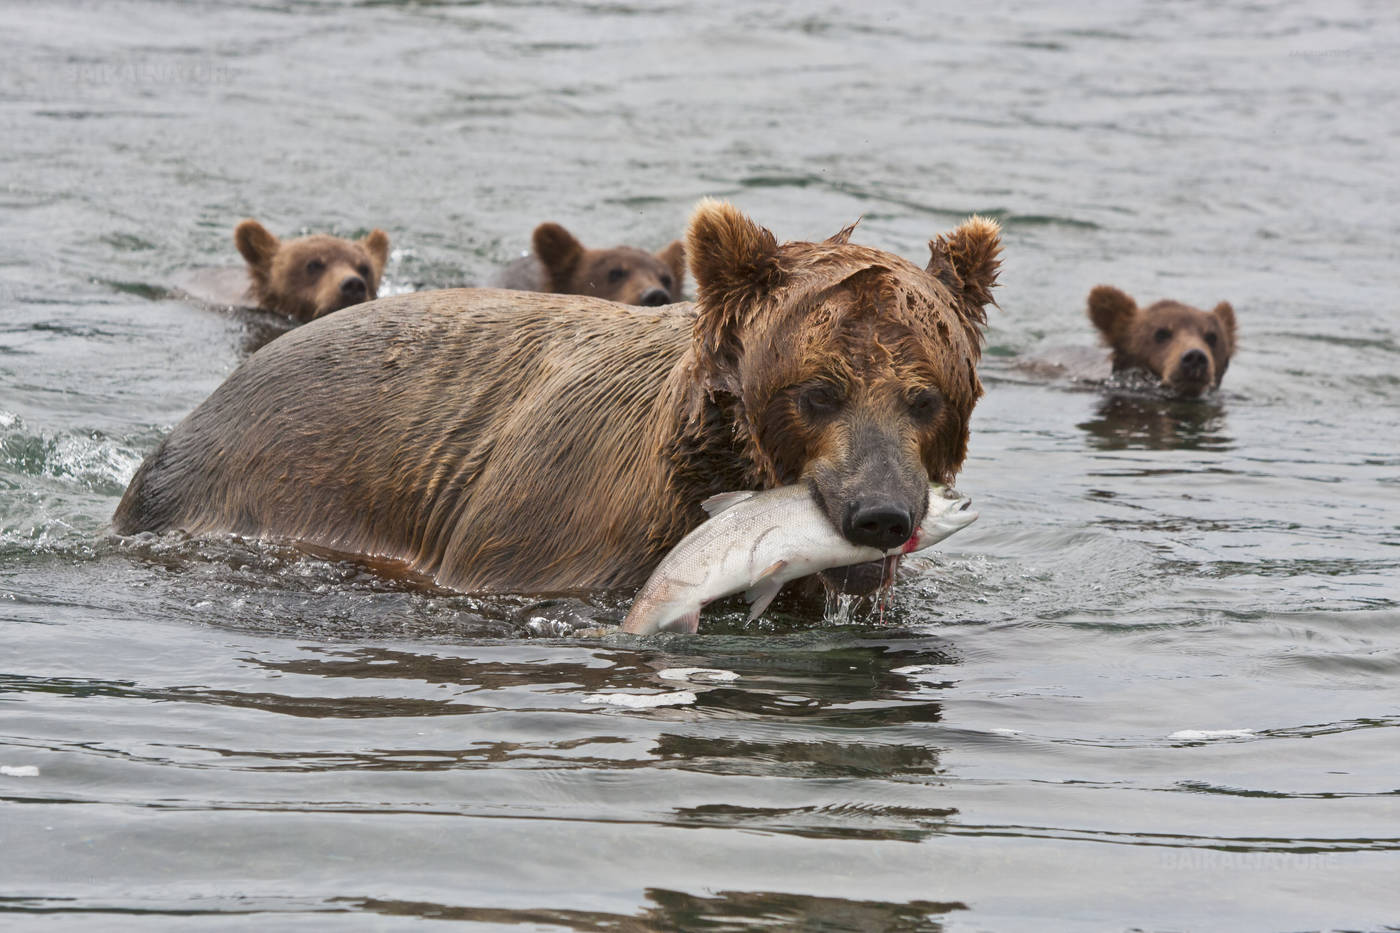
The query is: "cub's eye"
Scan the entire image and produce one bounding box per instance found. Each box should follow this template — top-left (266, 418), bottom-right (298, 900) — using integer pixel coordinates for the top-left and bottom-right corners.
top-left (659, 274), bottom-right (673, 291)
top-left (607, 267), bottom-right (628, 283)
top-left (1154, 327), bottom-right (1172, 344)
top-left (356, 262), bottom-right (371, 279)
top-left (305, 258), bottom-right (326, 275)
top-left (1204, 331), bottom-right (1218, 347)
top-left (799, 384), bottom-right (844, 420)
top-left (909, 389), bottom-right (943, 421)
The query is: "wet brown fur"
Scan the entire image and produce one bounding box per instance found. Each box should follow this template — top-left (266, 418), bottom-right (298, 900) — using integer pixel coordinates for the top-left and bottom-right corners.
top-left (494, 222), bottom-right (686, 306)
top-left (1087, 285), bottom-right (1237, 396)
top-left (235, 219), bottom-right (390, 322)
top-left (115, 201), bottom-right (1000, 594)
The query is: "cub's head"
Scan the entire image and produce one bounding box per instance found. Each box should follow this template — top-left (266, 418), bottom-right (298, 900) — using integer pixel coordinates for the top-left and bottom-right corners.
top-left (1087, 285), bottom-right (1236, 397)
top-left (533, 222), bottom-right (685, 307)
top-left (235, 219), bottom-right (390, 322)
top-left (686, 199), bottom-right (1000, 554)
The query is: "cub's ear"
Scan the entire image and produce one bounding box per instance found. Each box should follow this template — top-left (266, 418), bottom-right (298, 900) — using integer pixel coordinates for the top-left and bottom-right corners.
top-left (532, 222), bottom-right (584, 290)
top-left (234, 219), bottom-right (279, 270)
top-left (360, 229), bottom-right (390, 278)
top-left (686, 199), bottom-right (783, 389)
top-left (656, 239), bottom-right (686, 295)
top-left (1212, 300), bottom-right (1237, 349)
top-left (927, 215), bottom-right (1001, 328)
top-left (1086, 285), bottom-right (1138, 344)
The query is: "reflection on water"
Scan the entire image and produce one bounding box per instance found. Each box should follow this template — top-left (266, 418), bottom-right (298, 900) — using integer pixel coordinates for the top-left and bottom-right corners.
top-left (1078, 392), bottom-right (1232, 452)
top-left (344, 890), bottom-right (965, 931)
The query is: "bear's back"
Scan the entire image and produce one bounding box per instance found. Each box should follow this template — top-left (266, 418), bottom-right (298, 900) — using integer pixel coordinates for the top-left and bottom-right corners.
top-left (114, 288), bottom-right (695, 588)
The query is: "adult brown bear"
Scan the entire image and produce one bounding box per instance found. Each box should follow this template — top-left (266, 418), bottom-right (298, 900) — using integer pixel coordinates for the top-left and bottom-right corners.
top-left (114, 200), bottom-right (1000, 594)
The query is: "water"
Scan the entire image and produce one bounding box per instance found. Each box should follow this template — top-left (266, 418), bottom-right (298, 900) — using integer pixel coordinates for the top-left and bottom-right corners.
top-left (3, 1), bottom-right (1398, 929)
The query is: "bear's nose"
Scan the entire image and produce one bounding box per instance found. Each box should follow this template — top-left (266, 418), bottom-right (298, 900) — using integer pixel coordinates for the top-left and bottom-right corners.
top-left (1180, 348), bottom-right (1209, 379)
top-left (638, 287), bottom-right (670, 307)
top-left (340, 276), bottom-right (367, 301)
top-left (843, 501), bottom-right (914, 551)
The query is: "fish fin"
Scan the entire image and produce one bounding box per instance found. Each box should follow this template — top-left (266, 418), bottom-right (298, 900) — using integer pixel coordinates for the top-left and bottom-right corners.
top-left (756, 559), bottom-right (787, 581)
top-left (745, 577), bottom-right (784, 621)
top-left (701, 490), bottom-right (759, 516)
top-left (660, 611), bottom-right (700, 634)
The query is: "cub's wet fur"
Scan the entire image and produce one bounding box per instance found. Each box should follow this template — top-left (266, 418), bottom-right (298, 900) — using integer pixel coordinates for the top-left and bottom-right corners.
top-left (1088, 285), bottom-right (1236, 396)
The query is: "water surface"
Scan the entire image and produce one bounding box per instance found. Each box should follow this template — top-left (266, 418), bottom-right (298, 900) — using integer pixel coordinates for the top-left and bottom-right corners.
top-left (2, 1), bottom-right (1398, 930)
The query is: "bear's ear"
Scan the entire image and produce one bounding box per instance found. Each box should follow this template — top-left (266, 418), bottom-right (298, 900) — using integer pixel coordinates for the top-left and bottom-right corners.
top-left (687, 200), bottom-right (783, 387)
top-left (1212, 300), bottom-right (1237, 349)
top-left (532, 222), bottom-right (583, 290)
top-left (656, 239), bottom-right (686, 294)
top-left (1086, 285), bottom-right (1138, 343)
top-left (687, 199), bottom-right (781, 308)
top-left (360, 229), bottom-right (390, 278)
top-left (234, 219), bottom-right (279, 270)
top-left (927, 215), bottom-right (1001, 327)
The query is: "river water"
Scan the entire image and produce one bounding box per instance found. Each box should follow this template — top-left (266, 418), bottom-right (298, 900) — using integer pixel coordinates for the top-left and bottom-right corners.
top-left (2, 1), bottom-right (1398, 930)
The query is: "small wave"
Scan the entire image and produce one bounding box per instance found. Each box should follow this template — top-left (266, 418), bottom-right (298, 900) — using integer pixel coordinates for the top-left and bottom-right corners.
top-left (0, 411), bottom-right (144, 494)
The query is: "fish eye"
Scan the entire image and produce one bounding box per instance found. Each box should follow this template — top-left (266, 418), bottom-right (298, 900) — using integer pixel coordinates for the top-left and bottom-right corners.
top-left (798, 383), bottom-right (844, 420)
top-left (305, 258), bottom-right (325, 275)
top-left (1154, 327), bottom-right (1172, 344)
top-left (1204, 331), bottom-right (1218, 347)
top-left (909, 388), bottom-right (942, 422)
top-left (607, 267), bottom-right (628, 283)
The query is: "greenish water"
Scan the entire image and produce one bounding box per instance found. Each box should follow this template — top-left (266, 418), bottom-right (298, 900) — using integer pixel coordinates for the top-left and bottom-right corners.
top-left (2, 2), bottom-right (1397, 930)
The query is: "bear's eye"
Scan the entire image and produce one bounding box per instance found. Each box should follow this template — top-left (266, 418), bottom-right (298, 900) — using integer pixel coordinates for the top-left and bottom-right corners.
top-left (1154, 327), bottom-right (1172, 344)
top-left (1204, 331), bottom-right (1218, 347)
top-left (356, 262), bottom-right (371, 279)
top-left (798, 384), bottom-right (844, 420)
top-left (659, 274), bottom-right (673, 291)
top-left (305, 258), bottom-right (326, 276)
top-left (908, 389), bottom-right (943, 422)
top-left (607, 267), bottom-right (628, 284)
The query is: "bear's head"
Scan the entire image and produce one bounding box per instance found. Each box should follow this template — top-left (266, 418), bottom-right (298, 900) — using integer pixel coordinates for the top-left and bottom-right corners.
top-left (685, 199), bottom-right (1000, 560)
top-left (235, 219), bottom-right (390, 322)
top-left (533, 222), bottom-right (685, 307)
top-left (1087, 285), bottom-right (1236, 397)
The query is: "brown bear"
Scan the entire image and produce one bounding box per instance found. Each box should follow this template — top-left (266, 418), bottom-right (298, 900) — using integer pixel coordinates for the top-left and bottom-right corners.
top-left (113, 201), bottom-right (1000, 599)
top-left (1087, 285), bottom-right (1237, 396)
top-left (490, 222), bottom-right (685, 306)
top-left (234, 219), bottom-right (391, 322)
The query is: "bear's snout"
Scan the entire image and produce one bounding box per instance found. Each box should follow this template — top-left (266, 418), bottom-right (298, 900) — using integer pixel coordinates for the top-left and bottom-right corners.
top-left (1167, 346), bottom-right (1213, 394)
top-left (843, 499), bottom-right (914, 550)
top-left (339, 275), bottom-right (368, 302)
top-left (638, 287), bottom-right (671, 307)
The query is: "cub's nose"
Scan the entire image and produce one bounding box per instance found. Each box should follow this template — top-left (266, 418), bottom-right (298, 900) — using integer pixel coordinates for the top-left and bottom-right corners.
top-left (843, 501), bottom-right (914, 550)
top-left (638, 287), bottom-right (670, 307)
top-left (339, 275), bottom-right (367, 301)
top-left (1180, 348), bottom-right (1209, 380)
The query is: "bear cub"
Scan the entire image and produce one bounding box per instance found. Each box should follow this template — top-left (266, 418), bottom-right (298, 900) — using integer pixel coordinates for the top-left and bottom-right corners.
top-left (1088, 285), bottom-right (1237, 396)
top-left (492, 222), bottom-right (685, 306)
top-left (235, 219), bottom-right (390, 322)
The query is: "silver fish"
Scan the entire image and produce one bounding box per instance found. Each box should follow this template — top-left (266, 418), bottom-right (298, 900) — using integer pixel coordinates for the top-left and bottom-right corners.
top-left (621, 483), bottom-right (978, 635)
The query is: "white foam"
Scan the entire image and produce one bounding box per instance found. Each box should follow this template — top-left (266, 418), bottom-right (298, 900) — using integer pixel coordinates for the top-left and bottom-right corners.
top-left (1, 765), bottom-right (39, 777)
top-left (582, 691), bottom-right (697, 708)
top-left (1169, 729), bottom-right (1255, 741)
top-left (892, 664), bottom-right (941, 676)
top-left (989, 728), bottom-right (1021, 736)
top-left (657, 667), bottom-right (738, 683)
